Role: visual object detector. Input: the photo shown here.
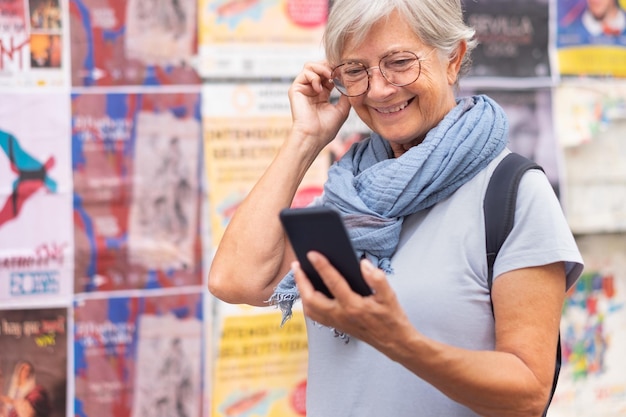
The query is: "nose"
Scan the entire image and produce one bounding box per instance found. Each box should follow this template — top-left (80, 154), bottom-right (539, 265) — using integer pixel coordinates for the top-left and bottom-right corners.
top-left (366, 66), bottom-right (395, 95)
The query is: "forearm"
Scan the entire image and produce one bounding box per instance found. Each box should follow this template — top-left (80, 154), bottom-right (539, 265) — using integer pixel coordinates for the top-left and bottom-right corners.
top-left (208, 134), bottom-right (324, 305)
top-left (387, 329), bottom-right (555, 417)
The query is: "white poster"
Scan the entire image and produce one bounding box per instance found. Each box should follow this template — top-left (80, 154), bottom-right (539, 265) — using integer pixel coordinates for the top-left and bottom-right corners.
top-left (0, 92), bottom-right (73, 305)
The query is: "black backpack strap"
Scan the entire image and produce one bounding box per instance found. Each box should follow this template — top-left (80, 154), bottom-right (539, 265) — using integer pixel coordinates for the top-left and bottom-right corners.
top-left (484, 153), bottom-right (559, 417)
top-left (484, 152), bottom-right (542, 289)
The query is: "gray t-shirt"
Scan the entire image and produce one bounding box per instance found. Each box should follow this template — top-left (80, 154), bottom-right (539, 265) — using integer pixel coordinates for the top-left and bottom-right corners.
top-left (305, 151), bottom-right (584, 417)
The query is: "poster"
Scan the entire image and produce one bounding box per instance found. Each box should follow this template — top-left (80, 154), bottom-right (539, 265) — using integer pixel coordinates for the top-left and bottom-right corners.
top-left (198, 0), bottom-right (327, 78)
top-left (0, 0), bottom-right (67, 87)
top-left (0, 93), bottom-right (73, 305)
top-left (0, 307), bottom-right (68, 417)
top-left (203, 82), bottom-right (331, 247)
top-left (553, 82), bottom-right (626, 233)
top-left (69, 0), bottom-right (200, 86)
top-left (556, 0), bottom-right (626, 76)
top-left (74, 291), bottom-right (204, 417)
top-left (72, 91), bottom-right (203, 292)
top-left (212, 302), bottom-right (308, 417)
top-left (460, 88), bottom-right (562, 196)
top-left (550, 233), bottom-right (626, 417)
top-left (462, 0), bottom-right (552, 86)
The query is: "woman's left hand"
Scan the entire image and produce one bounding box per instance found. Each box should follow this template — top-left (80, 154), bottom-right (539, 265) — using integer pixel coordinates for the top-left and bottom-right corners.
top-left (292, 251), bottom-right (414, 350)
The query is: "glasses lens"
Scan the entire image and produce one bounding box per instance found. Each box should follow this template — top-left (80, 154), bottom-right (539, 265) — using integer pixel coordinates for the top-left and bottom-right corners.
top-left (332, 63), bottom-right (369, 97)
top-left (380, 51), bottom-right (420, 87)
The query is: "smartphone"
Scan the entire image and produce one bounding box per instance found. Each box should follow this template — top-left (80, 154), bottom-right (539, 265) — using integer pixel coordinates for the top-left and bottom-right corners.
top-left (279, 206), bottom-right (372, 298)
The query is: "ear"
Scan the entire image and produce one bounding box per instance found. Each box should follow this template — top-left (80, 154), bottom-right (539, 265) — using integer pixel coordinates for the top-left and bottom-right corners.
top-left (447, 40), bottom-right (467, 85)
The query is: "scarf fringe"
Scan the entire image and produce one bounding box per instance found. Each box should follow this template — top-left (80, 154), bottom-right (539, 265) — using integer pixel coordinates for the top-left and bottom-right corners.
top-left (267, 292), bottom-right (298, 327)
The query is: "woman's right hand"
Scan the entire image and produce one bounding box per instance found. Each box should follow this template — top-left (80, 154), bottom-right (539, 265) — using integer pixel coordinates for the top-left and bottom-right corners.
top-left (288, 61), bottom-right (352, 151)
top-left (209, 62), bottom-right (352, 307)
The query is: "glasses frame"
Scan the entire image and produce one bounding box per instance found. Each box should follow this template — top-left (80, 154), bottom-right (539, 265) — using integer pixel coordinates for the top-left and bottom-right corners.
top-left (330, 49), bottom-right (434, 97)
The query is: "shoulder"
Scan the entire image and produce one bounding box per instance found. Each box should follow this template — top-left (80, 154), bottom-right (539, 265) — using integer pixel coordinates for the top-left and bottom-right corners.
top-left (495, 163), bottom-right (584, 289)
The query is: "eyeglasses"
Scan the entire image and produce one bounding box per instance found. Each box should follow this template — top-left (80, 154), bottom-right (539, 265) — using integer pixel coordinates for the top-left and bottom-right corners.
top-left (330, 50), bottom-right (433, 97)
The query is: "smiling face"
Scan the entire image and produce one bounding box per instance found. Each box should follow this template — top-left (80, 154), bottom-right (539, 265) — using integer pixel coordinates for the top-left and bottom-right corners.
top-left (340, 11), bottom-right (465, 155)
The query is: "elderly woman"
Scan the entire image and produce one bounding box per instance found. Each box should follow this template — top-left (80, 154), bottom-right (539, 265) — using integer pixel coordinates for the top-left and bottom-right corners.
top-left (208, 0), bottom-right (583, 416)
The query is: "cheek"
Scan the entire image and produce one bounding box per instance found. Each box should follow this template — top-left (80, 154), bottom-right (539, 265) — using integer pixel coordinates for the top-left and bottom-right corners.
top-left (349, 99), bottom-right (371, 120)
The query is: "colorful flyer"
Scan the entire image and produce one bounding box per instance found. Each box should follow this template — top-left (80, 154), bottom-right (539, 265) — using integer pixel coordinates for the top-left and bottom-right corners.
top-left (211, 302), bottom-right (308, 417)
top-left (203, 82), bottom-right (331, 247)
top-left (0, 0), bottom-right (67, 87)
top-left (72, 91), bottom-right (203, 292)
top-left (556, 0), bottom-right (626, 76)
top-left (551, 233), bottom-right (626, 416)
top-left (463, 0), bottom-right (552, 87)
top-left (0, 93), bottom-right (73, 305)
top-left (69, 0), bottom-right (200, 86)
top-left (0, 307), bottom-right (68, 417)
top-left (198, 0), bottom-right (327, 77)
top-left (74, 291), bottom-right (204, 417)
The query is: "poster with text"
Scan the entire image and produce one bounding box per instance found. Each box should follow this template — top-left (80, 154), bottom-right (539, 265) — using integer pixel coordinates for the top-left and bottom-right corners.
top-left (0, 0), bottom-right (67, 87)
top-left (69, 0), bottom-right (200, 86)
top-left (462, 0), bottom-right (552, 86)
top-left (198, 0), bottom-right (328, 78)
top-left (212, 302), bottom-right (308, 417)
top-left (72, 91), bottom-right (203, 292)
top-left (550, 233), bottom-right (626, 417)
top-left (556, 0), bottom-right (626, 76)
top-left (0, 93), bottom-right (73, 305)
top-left (74, 291), bottom-right (204, 417)
top-left (0, 307), bottom-right (68, 417)
top-left (554, 82), bottom-right (626, 233)
top-left (203, 82), bottom-right (331, 247)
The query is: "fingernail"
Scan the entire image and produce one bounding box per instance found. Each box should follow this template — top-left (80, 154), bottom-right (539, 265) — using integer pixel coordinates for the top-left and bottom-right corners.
top-left (362, 258), bottom-right (374, 271)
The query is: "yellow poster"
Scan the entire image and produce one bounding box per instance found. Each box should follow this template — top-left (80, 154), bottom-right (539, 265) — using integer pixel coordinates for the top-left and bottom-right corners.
top-left (198, 0), bottom-right (327, 77)
top-left (203, 82), bottom-right (330, 248)
top-left (556, 0), bottom-right (626, 76)
top-left (212, 306), bottom-right (308, 417)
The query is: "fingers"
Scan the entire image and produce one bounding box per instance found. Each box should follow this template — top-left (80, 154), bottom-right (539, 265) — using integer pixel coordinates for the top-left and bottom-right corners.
top-left (359, 258), bottom-right (390, 301)
top-left (290, 61), bottom-right (334, 97)
top-left (295, 252), bottom-right (388, 300)
top-left (293, 252), bottom-right (406, 344)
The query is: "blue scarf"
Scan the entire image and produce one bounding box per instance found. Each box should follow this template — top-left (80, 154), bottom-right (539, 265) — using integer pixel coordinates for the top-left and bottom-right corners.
top-left (269, 95), bottom-right (508, 326)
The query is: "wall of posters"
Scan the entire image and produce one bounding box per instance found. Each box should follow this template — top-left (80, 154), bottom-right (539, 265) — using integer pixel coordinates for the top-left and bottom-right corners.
top-left (0, 2), bottom-right (625, 417)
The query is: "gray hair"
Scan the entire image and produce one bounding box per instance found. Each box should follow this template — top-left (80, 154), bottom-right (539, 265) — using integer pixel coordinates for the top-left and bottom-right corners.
top-left (323, 0), bottom-right (477, 78)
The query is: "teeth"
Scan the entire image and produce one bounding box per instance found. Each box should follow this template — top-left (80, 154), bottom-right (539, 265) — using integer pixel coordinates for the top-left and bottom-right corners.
top-left (377, 101), bottom-right (409, 114)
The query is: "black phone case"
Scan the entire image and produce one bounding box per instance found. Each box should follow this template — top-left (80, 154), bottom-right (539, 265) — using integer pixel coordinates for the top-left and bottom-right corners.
top-left (279, 206), bottom-right (372, 298)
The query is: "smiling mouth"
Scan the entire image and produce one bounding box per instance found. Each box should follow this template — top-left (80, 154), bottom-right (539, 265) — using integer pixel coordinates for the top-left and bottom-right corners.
top-left (375, 98), bottom-right (413, 114)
